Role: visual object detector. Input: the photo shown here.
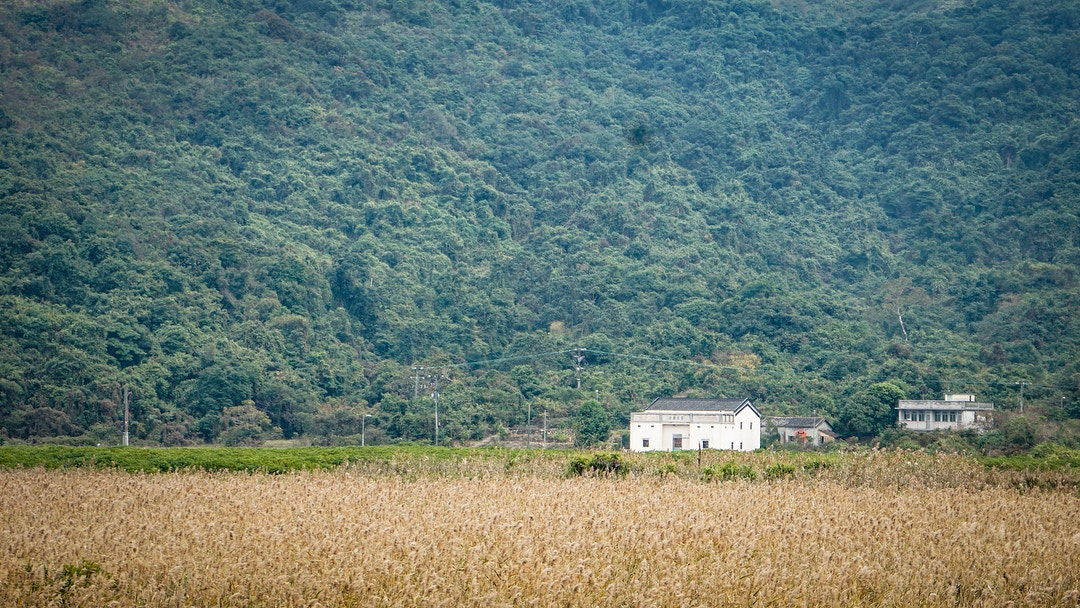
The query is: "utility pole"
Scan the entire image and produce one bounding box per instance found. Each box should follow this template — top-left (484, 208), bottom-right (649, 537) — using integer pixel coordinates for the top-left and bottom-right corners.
top-left (572, 348), bottom-right (585, 390)
top-left (526, 397), bottom-right (532, 449)
top-left (411, 365), bottom-right (424, 401)
top-left (1017, 381), bottom-right (1026, 415)
top-left (431, 372), bottom-right (448, 446)
top-left (122, 386), bottom-right (131, 446)
top-left (542, 411), bottom-right (547, 447)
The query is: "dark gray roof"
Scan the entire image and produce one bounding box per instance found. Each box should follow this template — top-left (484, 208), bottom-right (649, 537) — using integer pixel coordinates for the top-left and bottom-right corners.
top-left (771, 416), bottom-right (831, 430)
top-left (645, 398), bottom-right (752, 413)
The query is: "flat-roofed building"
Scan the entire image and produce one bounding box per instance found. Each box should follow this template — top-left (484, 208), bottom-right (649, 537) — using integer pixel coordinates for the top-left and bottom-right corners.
top-left (897, 394), bottom-right (993, 431)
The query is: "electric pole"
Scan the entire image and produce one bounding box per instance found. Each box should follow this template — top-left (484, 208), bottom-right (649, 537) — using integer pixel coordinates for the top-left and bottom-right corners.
top-left (123, 386), bottom-right (130, 446)
top-left (526, 397), bottom-right (532, 449)
top-left (430, 372), bottom-right (448, 446)
top-left (572, 348), bottom-right (585, 390)
top-left (1017, 381), bottom-right (1026, 415)
top-left (411, 365), bottom-right (424, 401)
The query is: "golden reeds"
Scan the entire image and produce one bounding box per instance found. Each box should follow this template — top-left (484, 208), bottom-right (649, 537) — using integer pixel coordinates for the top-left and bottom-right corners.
top-left (2, 456), bottom-right (1078, 607)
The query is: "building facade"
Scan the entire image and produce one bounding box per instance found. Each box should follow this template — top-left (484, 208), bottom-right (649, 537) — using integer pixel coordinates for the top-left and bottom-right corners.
top-left (897, 394), bottom-right (993, 432)
top-left (630, 398), bottom-right (760, 452)
top-left (771, 416), bottom-right (836, 445)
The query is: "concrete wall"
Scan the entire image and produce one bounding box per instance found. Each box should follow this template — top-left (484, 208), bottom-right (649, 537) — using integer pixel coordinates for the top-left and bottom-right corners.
top-left (728, 407), bottom-right (760, 451)
top-left (897, 408), bottom-right (990, 431)
top-left (630, 409), bottom-right (760, 452)
top-left (777, 426), bottom-right (830, 445)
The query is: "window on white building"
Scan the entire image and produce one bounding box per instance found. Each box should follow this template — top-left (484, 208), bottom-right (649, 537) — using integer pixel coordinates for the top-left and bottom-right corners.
top-left (701, 440), bottom-right (709, 449)
top-left (642, 439), bottom-right (650, 448)
top-left (739, 442), bottom-right (743, 450)
top-left (672, 435), bottom-right (683, 449)
top-left (739, 421), bottom-right (743, 429)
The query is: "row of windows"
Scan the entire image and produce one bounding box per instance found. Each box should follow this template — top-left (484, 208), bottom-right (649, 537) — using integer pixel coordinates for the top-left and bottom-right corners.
top-left (645, 438), bottom-right (742, 450)
top-left (902, 411), bottom-right (959, 422)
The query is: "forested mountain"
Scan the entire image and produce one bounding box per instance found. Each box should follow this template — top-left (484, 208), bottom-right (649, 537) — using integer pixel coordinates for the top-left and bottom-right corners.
top-left (1, 0), bottom-right (1078, 447)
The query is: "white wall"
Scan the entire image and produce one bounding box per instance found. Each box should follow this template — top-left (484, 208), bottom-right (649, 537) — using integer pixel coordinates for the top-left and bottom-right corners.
top-left (630, 420), bottom-right (662, 451)
top-left (898, 409), bottom-right (990, 432)
top-left (728, 407), bottom-right (760, 451)
top-left (685, 421), bottom-right (724, 450)
top-left (777, 425), bottom-right (828, 445)
top-left (630, 409), bottom-right (760, 452)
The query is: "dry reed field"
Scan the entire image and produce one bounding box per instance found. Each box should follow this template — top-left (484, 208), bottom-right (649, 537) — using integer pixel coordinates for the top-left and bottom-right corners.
top-left (2, 455), bottom-right (1079, 607)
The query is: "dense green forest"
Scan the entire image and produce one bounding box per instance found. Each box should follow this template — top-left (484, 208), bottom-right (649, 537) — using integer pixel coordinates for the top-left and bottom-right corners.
top-left (1, 0), bottom-right (1078, 448)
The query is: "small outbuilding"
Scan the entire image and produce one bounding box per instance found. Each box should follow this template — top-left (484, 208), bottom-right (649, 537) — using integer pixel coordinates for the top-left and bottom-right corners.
top-left (629, 397), bottom-right (760, 452)
top-left (771, 416), bottom-right (836, 446)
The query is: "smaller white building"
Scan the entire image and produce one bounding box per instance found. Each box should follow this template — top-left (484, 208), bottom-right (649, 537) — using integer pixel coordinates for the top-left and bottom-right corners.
top-left (630, 398), bottom-right (760, 452)
top-left (771, 416), bottom-right (836, 446)
top-left (897, 394), bottom-right (993, 432)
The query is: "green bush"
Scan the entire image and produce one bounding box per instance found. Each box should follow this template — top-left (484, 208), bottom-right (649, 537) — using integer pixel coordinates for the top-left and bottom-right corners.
top-left (702, 461), bottom-right (757, 482)
top-left (798, 454), bottom-right (839, 473)
top-left (567, 453), bottom-right (628, 477)
top-left (765, 462), bottom-right (796, 479)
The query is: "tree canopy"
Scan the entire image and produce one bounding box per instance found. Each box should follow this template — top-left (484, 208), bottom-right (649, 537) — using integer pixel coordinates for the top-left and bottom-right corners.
top-left (0, 0), bottom-right (1078, 446)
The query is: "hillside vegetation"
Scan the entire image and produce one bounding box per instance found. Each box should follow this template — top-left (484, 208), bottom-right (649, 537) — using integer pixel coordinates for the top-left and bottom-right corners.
top-left (1, 0), bottom-right (1078, 446)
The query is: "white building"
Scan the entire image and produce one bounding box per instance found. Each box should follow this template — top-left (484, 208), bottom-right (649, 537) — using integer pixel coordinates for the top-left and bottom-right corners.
top-left (630, 398), bottom-right (760, 452)
top-left (897, 394), bottom-right (993, 432)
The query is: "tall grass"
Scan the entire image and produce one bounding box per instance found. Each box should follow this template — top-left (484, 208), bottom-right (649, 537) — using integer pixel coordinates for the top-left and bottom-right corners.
top-left (3, 444), bottom-right (1080, 491)
top-left (2, 453), bottom-right (1079, 606)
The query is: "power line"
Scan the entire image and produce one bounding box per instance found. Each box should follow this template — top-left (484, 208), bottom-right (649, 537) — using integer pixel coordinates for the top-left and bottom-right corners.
top-left (442, 349), bottom-right (576, 370)
top-left (434, 347), bottom-right (1073, 394)
top-left (861, 376), bottom-right (1069, 392)
top-left (583, 348), bottom-right (751, 371)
